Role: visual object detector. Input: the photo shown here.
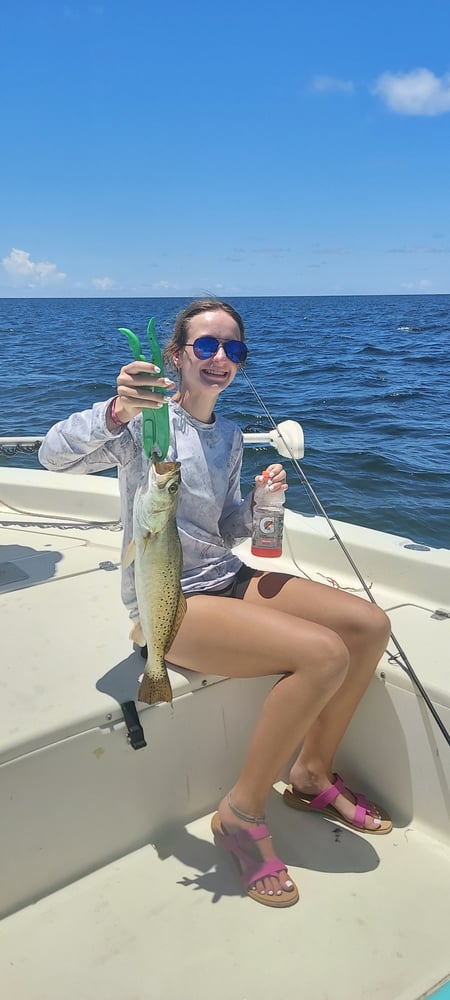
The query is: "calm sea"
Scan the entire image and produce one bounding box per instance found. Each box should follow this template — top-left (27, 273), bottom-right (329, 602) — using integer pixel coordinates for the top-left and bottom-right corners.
top-left (1, 295), bottom-right (449, 549)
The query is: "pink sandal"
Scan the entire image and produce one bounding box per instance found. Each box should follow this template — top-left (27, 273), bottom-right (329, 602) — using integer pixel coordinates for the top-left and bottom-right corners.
top-left (283, 773), bottom-right (393, 835)
top-left (210, 813), bottom-right (299, 907)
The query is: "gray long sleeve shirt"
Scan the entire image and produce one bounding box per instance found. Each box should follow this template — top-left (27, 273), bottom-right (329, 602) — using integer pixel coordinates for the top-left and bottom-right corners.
top-left (39, 399), bottom-right (253, 620)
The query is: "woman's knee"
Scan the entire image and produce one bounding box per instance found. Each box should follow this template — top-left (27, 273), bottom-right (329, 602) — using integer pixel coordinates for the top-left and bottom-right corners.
top-left (305, 631), bottom-right (350, 692)
top-left (357, 602), bottom-right (391, 648)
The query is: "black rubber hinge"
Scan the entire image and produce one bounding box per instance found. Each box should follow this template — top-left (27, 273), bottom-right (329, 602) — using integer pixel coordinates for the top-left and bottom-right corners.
top-left (120, 701), bottom-right (147, 750)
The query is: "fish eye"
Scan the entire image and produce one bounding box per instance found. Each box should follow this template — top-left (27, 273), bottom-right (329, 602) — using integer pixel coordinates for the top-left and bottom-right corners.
top-left (168, 482), bottom-right (179, 495)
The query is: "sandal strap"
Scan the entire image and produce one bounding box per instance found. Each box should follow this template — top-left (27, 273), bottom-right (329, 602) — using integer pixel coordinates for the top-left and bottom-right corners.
top-left (221, 830), bottom-right (286, 888)
top-left (221, 823), bottom-right (271, 849)
top-left (217, 821), bottom-right (288, 892)
top-left (308, 774), bottom-right (372, 828)
top-left (240, 856), bottom-right (287, 892)
top-left (352, 803), bottom-right (368, 828)
top-left (308, 773), bottom-right (344, 810)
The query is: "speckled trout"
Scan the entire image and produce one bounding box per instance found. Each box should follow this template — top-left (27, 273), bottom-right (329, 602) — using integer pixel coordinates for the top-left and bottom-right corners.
top-left (125, 460), bottom-right (186, 705)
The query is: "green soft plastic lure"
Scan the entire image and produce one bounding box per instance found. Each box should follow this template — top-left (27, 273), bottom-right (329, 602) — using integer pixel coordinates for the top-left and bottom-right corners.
top-left (118, 317), bottom-right (170, 460)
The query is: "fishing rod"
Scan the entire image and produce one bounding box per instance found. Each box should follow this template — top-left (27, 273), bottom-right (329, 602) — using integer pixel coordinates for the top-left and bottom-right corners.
top-left (240, 367), bottom-right (450, 750)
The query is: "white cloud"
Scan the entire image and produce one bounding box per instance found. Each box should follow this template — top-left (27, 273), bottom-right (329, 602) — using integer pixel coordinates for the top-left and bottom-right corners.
top-left (373, 68), bottom-right (450, 115)
top-left (2, 248), bottom-right (66, 285)
top-left (400, 279), bottom-right (432, 290)
top-left (310, 76), bottom-right (354, 95)
top-left (92, 276), bottom-right (114, 290)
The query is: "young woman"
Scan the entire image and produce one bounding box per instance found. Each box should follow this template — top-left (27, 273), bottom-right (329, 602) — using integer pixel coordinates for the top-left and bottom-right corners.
top-left (39, 299), bottom-right (392, 909)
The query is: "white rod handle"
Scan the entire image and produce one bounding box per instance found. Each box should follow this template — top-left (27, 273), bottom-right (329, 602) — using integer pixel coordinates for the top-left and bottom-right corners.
top-left (243, 420), bottom-right (304, 459)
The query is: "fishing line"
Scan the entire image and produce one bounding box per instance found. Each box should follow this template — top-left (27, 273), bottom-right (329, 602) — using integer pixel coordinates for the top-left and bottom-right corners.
top-left (241, 366), bottom-right (450, 749)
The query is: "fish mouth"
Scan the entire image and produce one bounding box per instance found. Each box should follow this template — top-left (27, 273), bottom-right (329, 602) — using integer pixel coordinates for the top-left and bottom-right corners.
top-left (150, 460), bottom-right (182, 491)
top-left (153, 460), bottom-right (180, 475)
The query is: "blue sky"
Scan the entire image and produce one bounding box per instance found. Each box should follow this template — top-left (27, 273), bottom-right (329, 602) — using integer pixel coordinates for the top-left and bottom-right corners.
top-left (1, 0), bottom-right (450, 297)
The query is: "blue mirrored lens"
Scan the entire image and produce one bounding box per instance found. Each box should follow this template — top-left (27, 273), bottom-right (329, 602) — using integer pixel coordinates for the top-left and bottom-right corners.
top-left (192, 336), bottom-right (248, 363)
top-left (226, 339), bottom-right (248, 363)
top-left (192, 337), bottom-right (217, 359)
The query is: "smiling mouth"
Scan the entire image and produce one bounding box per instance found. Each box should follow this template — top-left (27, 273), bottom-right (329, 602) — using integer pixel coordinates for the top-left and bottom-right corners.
top-left (202, 368), bottom-right (228, 378)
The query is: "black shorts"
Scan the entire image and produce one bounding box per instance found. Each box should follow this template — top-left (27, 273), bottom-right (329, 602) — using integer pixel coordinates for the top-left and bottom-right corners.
top-left (186, 563), bottom-right (258, 601)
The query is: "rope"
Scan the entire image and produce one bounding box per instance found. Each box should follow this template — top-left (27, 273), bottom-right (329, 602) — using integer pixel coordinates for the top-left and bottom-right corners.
top-left (0, 441), bottom-right (42, 457)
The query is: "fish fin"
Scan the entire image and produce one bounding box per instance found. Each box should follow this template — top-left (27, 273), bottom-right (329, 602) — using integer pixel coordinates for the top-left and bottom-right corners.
top-left (122, 539), bottom-right (136, 569)
top-left (129, 620), bottom-right (146, 646)
top-left (166, 589), bottom-right (187, 650)
top-left (138, 669), bottom-right (173, 705)
top-left (136, 592), bottom-right (185, 706)
top-left (142, 532), bottom-right (152, 554)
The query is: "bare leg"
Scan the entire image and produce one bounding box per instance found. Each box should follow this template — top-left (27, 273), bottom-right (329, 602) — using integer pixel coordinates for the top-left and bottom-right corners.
top-left (167, 593), bottom-right (349, 899)
top-left (242, 573), bottom-right (391, 829)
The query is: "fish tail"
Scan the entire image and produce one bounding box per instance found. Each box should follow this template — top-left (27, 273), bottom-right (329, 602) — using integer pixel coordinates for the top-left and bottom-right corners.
top-left (138, 669), bottom-right (173, 705)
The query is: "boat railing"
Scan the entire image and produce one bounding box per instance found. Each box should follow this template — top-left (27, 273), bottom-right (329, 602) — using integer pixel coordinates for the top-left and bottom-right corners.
top-left (0, 420), bottom-right (305, 459)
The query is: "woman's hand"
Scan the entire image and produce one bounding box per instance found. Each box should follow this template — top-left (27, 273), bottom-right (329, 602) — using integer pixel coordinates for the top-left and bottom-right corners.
top-left (254, 463), bottom-right (288, 493)
top-left (113, 361), bottom-right (176, 423)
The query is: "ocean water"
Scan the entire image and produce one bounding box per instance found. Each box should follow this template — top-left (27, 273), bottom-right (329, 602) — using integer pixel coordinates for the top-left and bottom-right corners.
top-left (1, 295), bottom-right (449, 549)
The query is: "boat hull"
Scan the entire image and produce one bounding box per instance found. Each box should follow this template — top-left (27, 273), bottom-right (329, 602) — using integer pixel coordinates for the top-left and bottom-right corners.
top-left (1, 467), bottom-right (449, 999)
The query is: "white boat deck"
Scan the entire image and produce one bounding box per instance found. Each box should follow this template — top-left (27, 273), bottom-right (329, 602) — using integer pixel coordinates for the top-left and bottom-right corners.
top-left (1, 468), bottom-right (450, 1000)
top-left (2, 805), bottom-right (450, 1000)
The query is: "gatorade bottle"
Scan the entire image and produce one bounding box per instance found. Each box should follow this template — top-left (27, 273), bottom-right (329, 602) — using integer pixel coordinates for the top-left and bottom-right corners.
top-left (251, 469), bottom-right (285, 558)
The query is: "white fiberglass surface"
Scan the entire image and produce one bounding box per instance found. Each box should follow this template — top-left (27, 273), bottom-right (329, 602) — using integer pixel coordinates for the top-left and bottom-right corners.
top-left (1, 796), bottom-right (450, 1000)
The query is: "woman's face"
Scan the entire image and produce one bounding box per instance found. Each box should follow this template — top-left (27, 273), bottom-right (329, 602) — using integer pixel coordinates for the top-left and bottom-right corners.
top-left (176, 310), bottom-right (244, 396)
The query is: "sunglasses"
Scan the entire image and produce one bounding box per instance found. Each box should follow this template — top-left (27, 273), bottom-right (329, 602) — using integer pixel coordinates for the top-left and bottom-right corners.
top-left (185, 335), bottom-right (248, 365)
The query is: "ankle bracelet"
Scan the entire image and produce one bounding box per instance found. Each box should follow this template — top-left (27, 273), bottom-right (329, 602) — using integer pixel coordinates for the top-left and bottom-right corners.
top-left (227, 792), bottom-right (265, 825)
